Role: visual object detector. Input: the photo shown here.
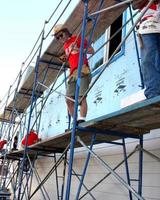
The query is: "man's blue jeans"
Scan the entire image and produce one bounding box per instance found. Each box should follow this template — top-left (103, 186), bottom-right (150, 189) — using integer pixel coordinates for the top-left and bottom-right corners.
top-left (141, 33), bottom-right (160, 98)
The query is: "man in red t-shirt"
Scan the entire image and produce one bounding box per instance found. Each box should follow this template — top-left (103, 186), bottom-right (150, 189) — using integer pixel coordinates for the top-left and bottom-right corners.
top-left (0, 140), bottom-right (7, 150)
top-left (21, 130), bottom-right (40, 147)
top-left (52, 24), bottom-right (94, 124)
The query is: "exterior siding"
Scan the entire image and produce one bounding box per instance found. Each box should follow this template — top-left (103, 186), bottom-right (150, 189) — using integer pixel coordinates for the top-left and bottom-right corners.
top-left (31, 130), bottom-right (160, 199)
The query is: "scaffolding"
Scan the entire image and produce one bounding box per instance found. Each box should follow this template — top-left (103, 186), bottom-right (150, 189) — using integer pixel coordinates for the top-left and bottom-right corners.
top-left (0, 0), bottom-right (159, 199)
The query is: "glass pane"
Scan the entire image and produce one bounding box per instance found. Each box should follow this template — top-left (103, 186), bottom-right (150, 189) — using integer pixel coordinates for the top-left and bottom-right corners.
top-left (88, 33), bottom-right (105, 71)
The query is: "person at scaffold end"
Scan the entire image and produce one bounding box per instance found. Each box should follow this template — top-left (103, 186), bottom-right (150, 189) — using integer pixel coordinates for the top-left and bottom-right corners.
top-left (52, 24), bottom-right (94, 124)
top-left (133, 0), bottom-right (160, 98)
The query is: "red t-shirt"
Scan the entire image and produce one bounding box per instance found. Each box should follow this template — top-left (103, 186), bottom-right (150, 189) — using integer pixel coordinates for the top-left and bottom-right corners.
top-left (64, 35), bottom-right (88, 75)
top-left (22, 130), bottom-right (39, 146)
top-left (0, 140), bottom-right (7, 150)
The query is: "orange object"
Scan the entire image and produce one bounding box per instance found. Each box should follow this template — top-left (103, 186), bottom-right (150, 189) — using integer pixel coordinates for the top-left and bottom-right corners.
top-left (21, 130), bottom-right (39, 146)
top-left (0, 140), bottom-right (7, 150)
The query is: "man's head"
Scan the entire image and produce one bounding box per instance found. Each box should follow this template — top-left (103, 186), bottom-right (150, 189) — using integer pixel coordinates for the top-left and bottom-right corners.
top-left (52, 24), bottom-right (72, 43)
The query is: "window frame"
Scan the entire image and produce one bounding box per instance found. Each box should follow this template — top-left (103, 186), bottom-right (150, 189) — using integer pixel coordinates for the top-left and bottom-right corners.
top-left (91, 11), bottom-right (127, 75)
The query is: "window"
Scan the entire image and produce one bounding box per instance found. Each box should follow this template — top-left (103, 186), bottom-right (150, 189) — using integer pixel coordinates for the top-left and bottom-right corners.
top-left (89, 14), bottom-right (123, 71)
top-left (106, 14), bottom-right (123, 60)
top-left (89, 33), bottom-right (105, 71)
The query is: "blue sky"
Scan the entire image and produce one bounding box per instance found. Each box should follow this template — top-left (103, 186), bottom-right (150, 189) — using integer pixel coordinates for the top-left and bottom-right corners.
top-left (0, 0), bottom-right (79, 100)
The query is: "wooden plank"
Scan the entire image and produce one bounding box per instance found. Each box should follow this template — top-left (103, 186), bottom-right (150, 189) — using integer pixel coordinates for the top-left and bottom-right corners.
top-left (85, 96), bottom-right (160, 130)
top-left (5, 96), bottom-right (160, 158)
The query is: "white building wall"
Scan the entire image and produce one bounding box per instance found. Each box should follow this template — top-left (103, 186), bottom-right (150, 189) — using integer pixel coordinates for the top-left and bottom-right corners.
top-left (31, 130), bottom-right (160, 200)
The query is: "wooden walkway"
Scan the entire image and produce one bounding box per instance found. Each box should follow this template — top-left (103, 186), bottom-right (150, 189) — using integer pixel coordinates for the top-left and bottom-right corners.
top-left (5, 95), bottom-right (160, 159)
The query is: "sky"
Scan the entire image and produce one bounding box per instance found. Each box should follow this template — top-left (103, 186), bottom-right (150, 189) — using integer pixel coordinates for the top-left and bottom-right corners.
top-left (0, 0), bottom-right (79, 101)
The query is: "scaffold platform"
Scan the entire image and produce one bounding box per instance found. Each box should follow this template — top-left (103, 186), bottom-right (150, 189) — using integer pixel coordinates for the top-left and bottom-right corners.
top-left (5, 95), bottom-right (160, 160)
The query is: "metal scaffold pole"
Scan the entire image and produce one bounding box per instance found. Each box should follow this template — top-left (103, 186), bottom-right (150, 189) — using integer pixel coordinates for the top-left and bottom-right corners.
top-left (77, 136), bottom-right (145, 200)
top-left (65, 0), bottom-right (89, 199)
top-left (75, 134), bottom-right (96, 199)
top-left (122, 138), bottom-right (133, 200)
top-left (0, 69), bottom-right (23, 190)
top-left (128, 4), bottom-right (144, 88)
top-left (16, 27), bottom-right (45, 200)
top-left (0, 85), bottom-right (12, 135)
top-left (138, 135), bottom-right (143, 196)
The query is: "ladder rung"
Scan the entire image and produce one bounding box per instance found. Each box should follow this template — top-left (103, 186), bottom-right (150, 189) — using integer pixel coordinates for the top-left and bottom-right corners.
top-left (72, 174), bottom-right (82, 176)
top-left (130, 179), bottom-right (139, 181)
top-left (57, 176), bottom-right (64, 178)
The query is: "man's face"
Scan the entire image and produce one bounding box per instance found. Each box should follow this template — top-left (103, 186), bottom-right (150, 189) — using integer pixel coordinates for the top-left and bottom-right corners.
top-left (55, 31), bottom-right (68, 44)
